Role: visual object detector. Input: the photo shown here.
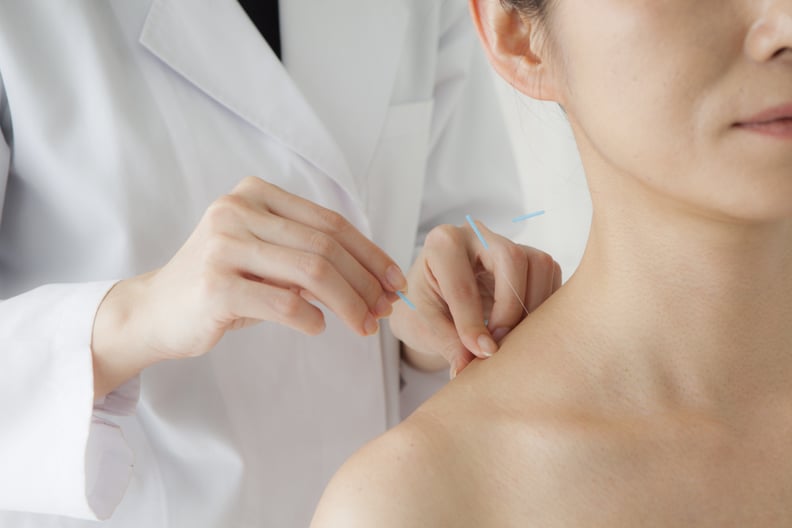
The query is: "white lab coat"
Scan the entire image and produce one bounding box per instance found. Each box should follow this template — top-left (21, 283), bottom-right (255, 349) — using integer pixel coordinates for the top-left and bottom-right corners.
top-left (0, 0), bottom-right (521, 526)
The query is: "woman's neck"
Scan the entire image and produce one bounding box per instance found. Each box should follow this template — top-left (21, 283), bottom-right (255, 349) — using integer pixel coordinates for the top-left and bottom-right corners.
top-left (539, 173), bottom-right (792, 412)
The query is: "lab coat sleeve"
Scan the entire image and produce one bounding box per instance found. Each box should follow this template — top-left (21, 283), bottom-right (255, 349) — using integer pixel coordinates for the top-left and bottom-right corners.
top-left (0, 80), bottom-right (136, 520)
top-left (416, 0), bottom-right (523, 248)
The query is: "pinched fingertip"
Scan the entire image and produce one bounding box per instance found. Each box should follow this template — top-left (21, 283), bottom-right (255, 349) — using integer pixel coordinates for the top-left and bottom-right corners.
top-left (385, 265), bottom-right (407, 292)
top-left (449, 355), bottom-right (474, 380)
top-left (476, 334), bottom-right (497, 358)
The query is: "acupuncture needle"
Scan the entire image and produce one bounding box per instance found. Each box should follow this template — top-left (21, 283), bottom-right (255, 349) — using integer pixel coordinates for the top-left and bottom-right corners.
top-left (393, 212), bottom-right (546, 374)
top-left (512, 210), bottom-right (546, 223)
top-left (397, 212), bottom-right (546, 317)
top-left (465, 214), bottom-right (530, 316)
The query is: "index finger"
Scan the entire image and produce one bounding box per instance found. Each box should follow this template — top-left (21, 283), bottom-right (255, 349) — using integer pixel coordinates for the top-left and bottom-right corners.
top-left (234, 178), bottom-right (407, 292)
top-left (424, 225), bottom-right (497, 359)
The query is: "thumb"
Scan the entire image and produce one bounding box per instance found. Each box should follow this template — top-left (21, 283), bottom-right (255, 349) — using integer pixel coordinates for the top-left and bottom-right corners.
top-left (409, 312), bottom-right (478, 379)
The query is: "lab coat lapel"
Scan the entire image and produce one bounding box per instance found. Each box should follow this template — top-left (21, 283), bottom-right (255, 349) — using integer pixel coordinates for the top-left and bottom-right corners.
top-left (283, 0), bottom-right (409, 189)
top-left (138, 0), bottom-right (360, 207)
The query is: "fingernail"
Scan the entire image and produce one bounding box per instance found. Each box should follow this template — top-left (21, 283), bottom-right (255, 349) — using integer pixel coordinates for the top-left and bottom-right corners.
top-left (374, 295), bottom-right (392, 318)
top-left (385, 265), bottom-right (407, 291)
top-left (477, 335), bottom-right (497, 358)
top-left (449, 360), bottom-right (460, 380)
top-left (364, 314), bottom-right (379, 336)
top-left (492, 327), bottom-right (509, 342)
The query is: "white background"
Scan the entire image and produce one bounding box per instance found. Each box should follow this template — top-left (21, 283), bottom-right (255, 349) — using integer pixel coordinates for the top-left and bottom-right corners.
top-left (494, 76), bottom-right (591, 280)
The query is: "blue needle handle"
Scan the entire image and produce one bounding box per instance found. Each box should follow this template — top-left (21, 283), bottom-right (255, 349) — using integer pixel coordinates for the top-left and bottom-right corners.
top-left (465, 214), bottom-right (489, 250)
top-left (396, 291), bottom-right (417, 310)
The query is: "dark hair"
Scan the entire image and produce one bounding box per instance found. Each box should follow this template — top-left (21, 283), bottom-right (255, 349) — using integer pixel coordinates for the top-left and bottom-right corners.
top-left (500, 0), bottom-right (548, 18)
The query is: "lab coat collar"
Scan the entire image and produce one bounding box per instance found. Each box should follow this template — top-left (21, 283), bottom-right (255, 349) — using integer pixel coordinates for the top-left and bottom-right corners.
top-left (139, 0), bottom-right (408, 216)
top-left (282, 0), bottom-right (409, 187)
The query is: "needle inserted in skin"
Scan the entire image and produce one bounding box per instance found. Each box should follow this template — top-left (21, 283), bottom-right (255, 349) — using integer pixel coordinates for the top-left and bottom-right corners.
top-left (394, 213), bottom-right (547, 379)
top-left (501, 273), bottom-right (530, 316)
top-left (466, 213), bottom-right (547, 317)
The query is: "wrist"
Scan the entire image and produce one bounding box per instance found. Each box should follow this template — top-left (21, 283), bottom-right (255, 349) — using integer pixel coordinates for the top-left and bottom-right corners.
top-left (91, 273), bottom-right (162, 399)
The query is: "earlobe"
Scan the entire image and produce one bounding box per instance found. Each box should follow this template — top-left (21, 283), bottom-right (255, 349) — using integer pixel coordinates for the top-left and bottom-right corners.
top-left (468, 0), bottom-right (558, 102)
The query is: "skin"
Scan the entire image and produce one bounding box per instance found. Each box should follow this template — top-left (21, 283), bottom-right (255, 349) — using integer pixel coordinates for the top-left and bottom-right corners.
top-left (311, 0), bottom-right (792, 526)
top-left (393, 221), bottom-right (561, 376)
top-left (92, 177), bottom-right (560, 398)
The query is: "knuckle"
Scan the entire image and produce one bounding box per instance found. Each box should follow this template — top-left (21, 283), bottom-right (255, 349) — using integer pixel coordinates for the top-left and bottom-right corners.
top-left (234, 175), bottom-right (265, 194)
top-left (272, 290), bottom-right (302, 319)
top-left (297, 254), bottom-right (332, 283)
top-left (425, 224), bottom-right (463, 250)
top-left (317, 208), bottom-right (349, 234)
top-left (243, 175), bottom-right (262, 186)
top-left (262, 212), bottom-right (288, 235)
top-left (204, 195), bottom-right (243, 228)
top-left (308, 232), bottom-right (338, 260)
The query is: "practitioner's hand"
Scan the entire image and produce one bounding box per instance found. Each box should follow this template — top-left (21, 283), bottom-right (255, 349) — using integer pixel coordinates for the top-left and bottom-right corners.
top-left (390, 219), bottom-right (561, 379)
top-left (91, 177), bottom-right (406, 398)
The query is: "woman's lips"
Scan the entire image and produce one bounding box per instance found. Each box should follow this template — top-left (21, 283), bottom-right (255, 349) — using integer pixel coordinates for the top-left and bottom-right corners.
top-left (735, 118), bottom-right (792, 138)
top-left (735, 103), bottom-right (792, 139)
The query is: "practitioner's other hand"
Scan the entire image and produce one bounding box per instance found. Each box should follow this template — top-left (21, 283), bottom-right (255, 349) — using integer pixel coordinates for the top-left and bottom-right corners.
top-left (390, 218), bottom-right (561, 378)
top-left (91, 177), bottom-right (406, 398)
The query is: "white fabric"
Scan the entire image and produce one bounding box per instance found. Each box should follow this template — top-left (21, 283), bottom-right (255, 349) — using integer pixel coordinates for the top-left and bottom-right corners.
top-left (0, 0), bottom-right (521, 526)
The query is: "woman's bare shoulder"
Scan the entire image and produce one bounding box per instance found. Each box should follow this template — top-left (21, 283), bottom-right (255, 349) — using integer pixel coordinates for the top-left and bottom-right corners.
top-left (311, 349), bottom-right (599, 527)
top-left (310, 409), bottom-right (464, 527)
top-left (312, 304), bottom-right (638, 527)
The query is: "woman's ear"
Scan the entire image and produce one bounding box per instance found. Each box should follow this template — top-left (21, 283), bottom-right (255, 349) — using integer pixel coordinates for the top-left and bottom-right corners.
top-left (468, 0), bottom-right (559, 102)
